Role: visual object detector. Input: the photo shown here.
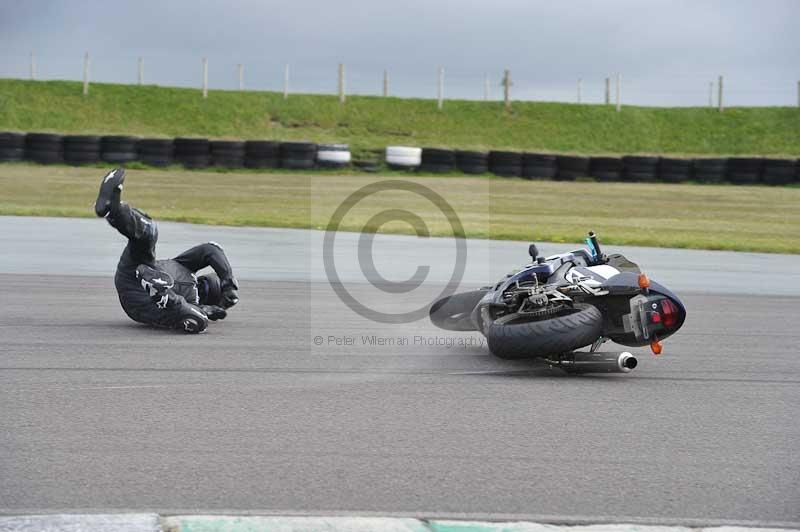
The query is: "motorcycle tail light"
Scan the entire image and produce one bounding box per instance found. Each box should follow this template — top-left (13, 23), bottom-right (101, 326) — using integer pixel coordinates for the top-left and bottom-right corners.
top-left (650, 339), bottom-right (663, 355)
top-left (660, 299), bottom-right (679, 329)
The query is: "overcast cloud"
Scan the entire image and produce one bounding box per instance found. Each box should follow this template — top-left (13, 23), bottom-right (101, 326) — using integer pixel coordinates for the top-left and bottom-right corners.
top-left (1, 0), bottom-right (798, 106)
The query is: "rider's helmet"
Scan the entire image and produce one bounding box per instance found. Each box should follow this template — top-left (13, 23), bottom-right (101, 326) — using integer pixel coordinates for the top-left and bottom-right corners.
top-left (197, 273), bottom-right (222, 306)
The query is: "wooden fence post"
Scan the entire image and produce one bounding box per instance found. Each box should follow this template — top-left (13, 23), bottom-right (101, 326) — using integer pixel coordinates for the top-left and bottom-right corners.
top-left (604, 77), bottom-right (610, 105)
top-left (283, 64), bottom-right (289, 99)
top-left (503, 70), bottom-right (511, 111)
top-left (615, 73), bottom-right (621, 112)
top-left (138, 57), bottom-right (144, 85)
top-left (202, 57), bottom-right (208, 99)
top-left (577, 78), bottom-right (582, 104)
top-left (708, 81), bottom-right (713, 107)
top-left (338, 63), bottom-right (345, 104)
top-left (83, 52), bottom-right (90, 96)
top-left (437, 67), bottom-right (444, 110)
top-left (718, 75), bottom-right (723, 112)
top-left (383, 70), bottom-right (389, 97)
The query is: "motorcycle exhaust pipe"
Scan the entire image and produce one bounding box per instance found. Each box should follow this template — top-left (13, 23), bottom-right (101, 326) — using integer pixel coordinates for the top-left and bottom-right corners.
top-left (546, 351), bottom-right (638, 374)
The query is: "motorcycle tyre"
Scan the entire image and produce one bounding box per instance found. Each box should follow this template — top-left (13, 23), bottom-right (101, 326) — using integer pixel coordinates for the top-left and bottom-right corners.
top-left (429, 290), bottom-right (488, 331)
top-left (486, 303), bottom-right (603, 359)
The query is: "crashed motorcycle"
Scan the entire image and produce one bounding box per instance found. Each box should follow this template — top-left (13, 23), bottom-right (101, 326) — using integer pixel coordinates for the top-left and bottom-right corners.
top-left (429, 232), bottom-right (686, 373)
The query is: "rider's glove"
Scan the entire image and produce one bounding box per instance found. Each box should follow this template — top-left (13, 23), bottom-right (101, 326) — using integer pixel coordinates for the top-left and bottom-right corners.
top-left (201, 305), bottom-right (227, 321)
top-left (220, 277), bottom-right (240, 309)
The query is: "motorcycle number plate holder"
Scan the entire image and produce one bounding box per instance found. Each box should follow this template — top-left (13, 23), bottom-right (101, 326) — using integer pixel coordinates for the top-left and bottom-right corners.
top-left (627, 294), bottom-right (651, 341)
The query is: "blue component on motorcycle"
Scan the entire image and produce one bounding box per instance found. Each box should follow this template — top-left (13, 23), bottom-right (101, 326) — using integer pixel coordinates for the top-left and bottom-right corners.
top-left (585, 237), bottom-right (598, 259)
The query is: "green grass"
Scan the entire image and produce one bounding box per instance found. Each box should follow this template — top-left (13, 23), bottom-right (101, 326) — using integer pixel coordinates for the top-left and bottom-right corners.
top-left (1, 79), bottom-right (799, 156)
top-left (1, 164), bottom-right (798, 254)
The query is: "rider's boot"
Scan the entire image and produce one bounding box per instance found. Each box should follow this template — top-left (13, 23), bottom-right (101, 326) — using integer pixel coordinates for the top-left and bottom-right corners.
top-left (201, 305), bottom-right (227, 321)
top-left (94, 168), bottom-right (126, 218)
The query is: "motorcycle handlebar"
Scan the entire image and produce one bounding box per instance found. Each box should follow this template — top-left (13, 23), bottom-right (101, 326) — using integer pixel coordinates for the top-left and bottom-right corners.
top-left (587, 231), bottom-right (604, 263)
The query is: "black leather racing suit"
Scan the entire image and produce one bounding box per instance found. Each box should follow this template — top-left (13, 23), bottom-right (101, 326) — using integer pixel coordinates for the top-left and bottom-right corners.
top-left (108, 201), bottom-right (236, 330)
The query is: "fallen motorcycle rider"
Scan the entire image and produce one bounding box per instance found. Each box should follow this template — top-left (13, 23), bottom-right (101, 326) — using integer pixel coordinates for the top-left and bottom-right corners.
top-left (94, 168), bottom-right (239, 333)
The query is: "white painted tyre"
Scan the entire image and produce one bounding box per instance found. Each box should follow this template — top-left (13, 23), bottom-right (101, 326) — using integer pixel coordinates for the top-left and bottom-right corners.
top-left (386, 154), bottom-right (421, 167)
top-left (317, 143), bottom-right (349, 152)
top-left (386, 146), bottom-right (422, 159)
top-left (317, 150), bottom-right (351, 163)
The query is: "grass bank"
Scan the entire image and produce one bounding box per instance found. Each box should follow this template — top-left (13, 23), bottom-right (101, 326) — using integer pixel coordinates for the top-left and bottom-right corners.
top-left (1, 79), bottom-right (799, 156)
top-left (1, 164), bottom-right (797, 253)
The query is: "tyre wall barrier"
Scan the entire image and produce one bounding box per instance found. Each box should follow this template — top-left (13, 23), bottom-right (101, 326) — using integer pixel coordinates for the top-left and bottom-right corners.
top-left (622, 156), bottom-right (660, 182)
top-left (421, 147), bottom-right (456, 173)
top-left (0, 132), bottom-right (25, 162)
top-left (211, 140), bottom-right (246, 169)
top-left (25, 133), bottom-right (64, 164)
top-left (456, 150), bottom-right (488, 174)
top-left (138, 138), bottom-right (174, 167)
top-left (556, 155), bottom-right (590, 181)
top-left (174, 137), bottom-right (210, 169)
top-left (523, 153), bottom-right (557, 179)
top-left (64, 135), bottom-right (101, 165)
top-left (280, 141), bottom-right (316, 169)
top-left (659, 157), bottom-right (692, 183)
top-left (1, 132), bottom-right (798, 184)
top-left (489, 150), bottom-right (523, 177)
top-left (102, 135), bottom-right (138, 164)
top-left (589, 156), bottom-right (622, 182)
top-left (386, 146), bottom-right (422, 169)
top-left (317, 144), bottom-right (351, 168)
top-left (245, 140), bottom-right (279, 169)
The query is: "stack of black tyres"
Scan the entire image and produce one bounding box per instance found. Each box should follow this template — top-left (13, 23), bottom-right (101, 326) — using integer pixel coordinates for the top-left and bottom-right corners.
top-left (101, 136), bottom-right (138, 164)
top-left (622, 156), bottom-right (660, 182)
top-left (280, 142), bottom-right (316, 169)
top-left (727, 157), bottom-right (762, 185)
top-left (245, 141), bottom-right (279, 168)
top-left (421, 148), bottom-right (456, 173)
top-left (659, 158), bottom-right (692, 183)
top-left (693, 159), bottom-right (727, 183)
top-left (456, 150), bottom-right (488, 174)
top-left (522, 153), bottom-right (557, 179)
top-left (211, 140), bottom-right (245, 168)
top-left (63, 135), bottom-right (101, 165)
top-left (26, 133), bottom-right (63, 164)
top-left (0, 132), bottom-right (26, 162)
top-left (761, 159), bottom-right (797, 186)
top-left (555, 155), bottom-right (589, 181)
top-left (174, 138), bottom-right (210, 169)
top-left (8, 131), bottom-right (800, 189)
top-left (489, 151), bottom-right (522, 177)
top-left (589, 157), bottom-right (622, 182)
top-left (138, 139), bottom-right (174, 167)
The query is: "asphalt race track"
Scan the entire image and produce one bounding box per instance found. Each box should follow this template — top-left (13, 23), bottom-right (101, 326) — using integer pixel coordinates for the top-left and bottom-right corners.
top-left (1, 216), bottom-right (798, 527)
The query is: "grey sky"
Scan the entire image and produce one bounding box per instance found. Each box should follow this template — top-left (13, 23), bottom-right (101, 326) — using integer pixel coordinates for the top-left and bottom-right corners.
top-left (1, 0), bottom-right (798, 106)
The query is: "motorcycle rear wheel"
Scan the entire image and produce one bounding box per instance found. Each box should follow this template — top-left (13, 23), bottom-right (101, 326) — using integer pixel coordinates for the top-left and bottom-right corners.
top-left (486, 303), bottom-right (602, 359)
